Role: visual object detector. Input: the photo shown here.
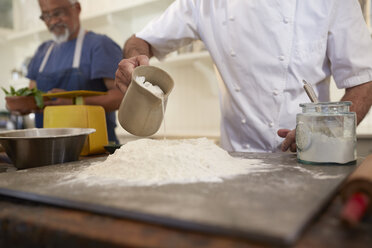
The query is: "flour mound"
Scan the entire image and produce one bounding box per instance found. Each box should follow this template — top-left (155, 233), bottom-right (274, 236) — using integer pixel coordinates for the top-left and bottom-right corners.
top-left (71, 138), bottom-right (270, 186)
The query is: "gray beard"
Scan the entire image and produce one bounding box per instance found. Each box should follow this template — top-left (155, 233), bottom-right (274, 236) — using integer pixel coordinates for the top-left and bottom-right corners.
top-left (52, 28), bottom-right (70, 44)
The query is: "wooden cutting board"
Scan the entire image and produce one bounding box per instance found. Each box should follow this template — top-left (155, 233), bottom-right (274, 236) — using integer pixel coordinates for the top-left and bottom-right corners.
top-left (0, 153), bottom-right (357, 247)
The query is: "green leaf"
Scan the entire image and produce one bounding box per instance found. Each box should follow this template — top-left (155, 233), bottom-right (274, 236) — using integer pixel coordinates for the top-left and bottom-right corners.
top-left (34, 91), bottom-right (44, 109)
top-left (22, 88), bottom-right (33, 96)
top-left (1, 87), bottom-right (10, 95)
top-left (10, 86), bottom-right (16, 95)
top-left (17, 87), bottom-right (28, 96)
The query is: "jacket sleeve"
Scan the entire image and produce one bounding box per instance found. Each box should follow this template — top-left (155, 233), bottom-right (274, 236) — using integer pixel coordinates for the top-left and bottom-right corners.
top-left (136, 0), bottom-right (199, 59)
top-left (327, 0), bottom-right (372, 88)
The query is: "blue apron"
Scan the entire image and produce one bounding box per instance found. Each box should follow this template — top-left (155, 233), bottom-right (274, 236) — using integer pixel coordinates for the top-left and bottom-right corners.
top-left (35, 28), bottom-right (118, 143)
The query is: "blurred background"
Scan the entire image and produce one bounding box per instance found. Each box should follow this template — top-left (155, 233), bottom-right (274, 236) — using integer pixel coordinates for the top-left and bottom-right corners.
top-left (0, 0), bottom-right (371, 152)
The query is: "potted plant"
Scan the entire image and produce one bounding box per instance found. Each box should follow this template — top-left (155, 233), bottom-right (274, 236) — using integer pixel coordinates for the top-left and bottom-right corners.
top-left (2, 86), bottom-right (44, 115)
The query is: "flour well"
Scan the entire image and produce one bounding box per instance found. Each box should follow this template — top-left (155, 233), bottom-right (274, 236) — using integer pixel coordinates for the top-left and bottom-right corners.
top-left (67, 138), bottom-right (272, 186)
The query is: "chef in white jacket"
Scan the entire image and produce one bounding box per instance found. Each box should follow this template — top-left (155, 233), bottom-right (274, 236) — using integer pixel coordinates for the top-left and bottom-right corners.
top-left (115, 0), bottom-right (372, 152)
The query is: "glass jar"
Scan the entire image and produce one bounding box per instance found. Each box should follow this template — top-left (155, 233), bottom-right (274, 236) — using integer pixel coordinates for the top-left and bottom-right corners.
top-left (296, 101), bottom-right (356, 164)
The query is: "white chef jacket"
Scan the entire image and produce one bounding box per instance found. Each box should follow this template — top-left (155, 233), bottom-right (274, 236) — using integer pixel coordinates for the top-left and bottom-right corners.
top-left (136, 0), bottom-right (372, 152)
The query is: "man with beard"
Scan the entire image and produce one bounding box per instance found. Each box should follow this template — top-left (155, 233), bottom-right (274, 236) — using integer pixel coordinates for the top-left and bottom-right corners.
top-left (26, 0), bottom-right (123, 144)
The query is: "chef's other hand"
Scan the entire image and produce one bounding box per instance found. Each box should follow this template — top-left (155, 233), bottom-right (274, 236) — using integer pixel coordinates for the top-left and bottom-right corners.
top-left (115, 55), bottom-right (150, 94)
top-left (277, 129), bottom-right (296, 152)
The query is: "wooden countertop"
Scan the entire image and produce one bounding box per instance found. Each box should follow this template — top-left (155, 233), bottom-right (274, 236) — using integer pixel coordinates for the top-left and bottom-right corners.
top-left (0, 194), bottom-right (371, 248)
top-left (0, 155), bottom-right (371, 248)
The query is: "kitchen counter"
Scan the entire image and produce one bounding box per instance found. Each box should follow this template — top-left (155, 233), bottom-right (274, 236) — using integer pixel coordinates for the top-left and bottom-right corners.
top-left (0, 194), bottom-right (370, 248)
top-left (0, 153), bottom-right (371, 248)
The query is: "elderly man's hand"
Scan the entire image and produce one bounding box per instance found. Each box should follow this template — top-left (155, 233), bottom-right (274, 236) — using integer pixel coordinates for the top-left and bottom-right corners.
top-left (277, 129), bottom-right (296, 152)
top-left (115, 55), bottom-right (150, 94)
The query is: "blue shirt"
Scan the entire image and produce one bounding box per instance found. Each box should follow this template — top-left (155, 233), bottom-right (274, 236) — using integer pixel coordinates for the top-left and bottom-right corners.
top-left (27, 31), bottom-right (122, 85)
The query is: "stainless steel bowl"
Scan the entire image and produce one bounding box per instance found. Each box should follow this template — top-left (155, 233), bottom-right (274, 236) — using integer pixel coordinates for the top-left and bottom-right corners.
top-left (0, 128), bottom-right (95, 169)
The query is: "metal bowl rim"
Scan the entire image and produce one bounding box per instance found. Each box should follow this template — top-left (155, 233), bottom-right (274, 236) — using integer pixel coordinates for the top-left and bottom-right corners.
top-left (0, 128), bottom-right (96, 139)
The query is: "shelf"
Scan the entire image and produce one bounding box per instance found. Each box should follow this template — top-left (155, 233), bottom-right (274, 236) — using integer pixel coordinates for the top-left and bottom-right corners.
top-left (4, 26), bottom-right (47, 42)
top-left (81, 0), bottom-right (160, 22)
top-left (1, 0), bottom-right (165, 43)
top-left (0, 28), bottom-right (14, 43)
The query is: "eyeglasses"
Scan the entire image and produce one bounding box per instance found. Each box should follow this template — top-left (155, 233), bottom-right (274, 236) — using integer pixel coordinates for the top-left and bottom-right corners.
top-left (39, 4), bottom-right (75, 22)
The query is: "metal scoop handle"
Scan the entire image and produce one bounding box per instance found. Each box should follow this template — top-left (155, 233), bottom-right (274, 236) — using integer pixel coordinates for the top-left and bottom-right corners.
top-left (302, 79), bottom-right (340, 138)
top-left (302, 80), bottom-right (319, 103)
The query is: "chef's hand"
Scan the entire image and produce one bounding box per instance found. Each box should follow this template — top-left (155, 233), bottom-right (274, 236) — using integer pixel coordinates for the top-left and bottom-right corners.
top-left (277, 129), bottom-right (296, 152)
top-left (44, 88), bottom-right (73, 106)
top-left (115, 55), bottom-right (149, 94)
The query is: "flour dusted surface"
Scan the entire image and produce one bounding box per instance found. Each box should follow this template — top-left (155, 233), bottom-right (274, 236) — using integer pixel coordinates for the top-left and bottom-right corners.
top-left (71, 138), bottom-right (272, 186)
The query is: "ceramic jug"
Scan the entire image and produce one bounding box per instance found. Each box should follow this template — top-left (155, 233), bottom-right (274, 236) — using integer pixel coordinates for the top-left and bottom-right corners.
top-left (118, 65), bottom-right (174, 136)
